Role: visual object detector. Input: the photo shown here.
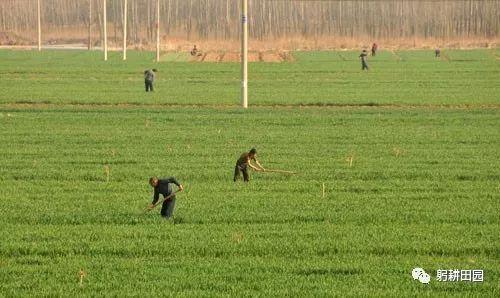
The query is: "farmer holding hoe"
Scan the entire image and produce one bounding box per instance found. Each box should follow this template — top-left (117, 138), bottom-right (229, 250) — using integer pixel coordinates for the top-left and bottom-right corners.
top-left (359, 49), bottom-right (369, 70)
top-left (233, 148), bottom-right (265, 182)
top-left (146, 176), bottom-right (183, 218)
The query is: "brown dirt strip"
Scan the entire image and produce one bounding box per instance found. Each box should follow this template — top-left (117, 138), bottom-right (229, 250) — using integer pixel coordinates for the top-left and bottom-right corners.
top-left (261, 53), bottom-right (281, 63)
top-left (202, 52), bottom-right (221, 62)
top-left (1, 102), bottom-right (499, 111)
top-left (279, 51), bottom-right (295, 62)
top-left (222, 52), bottom-right (239, 62)
top-left (188, 51), bottom-right (293, 63)
top-left (248, 52), bottom-right (260, 62)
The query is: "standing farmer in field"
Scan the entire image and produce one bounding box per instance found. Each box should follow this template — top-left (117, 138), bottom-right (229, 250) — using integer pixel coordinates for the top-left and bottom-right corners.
top-left (147, 176), bottom-right (183, 218)
top-left (144, 68), bottom-right (157, 92)
top-left (435, 48), bottom-right (441, 58)
top-left (234, 148), bottom-right (265, 182)
top-left (371, 43), bottom-right (378, 56)
top-left (359, 50), bottom-right (369, 70)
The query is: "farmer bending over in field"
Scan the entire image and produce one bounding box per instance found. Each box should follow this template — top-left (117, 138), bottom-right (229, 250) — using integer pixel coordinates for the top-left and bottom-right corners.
top-left (147, 176), bottom-right (183, 218)
top-left (359, 49), bottom-right (369, 70)
top-left (234, 148), bottom-right (265, 182)
top-left (190, 45), bottom-right (202, 57)
top-left (144, 68), bottom-right (157, 92)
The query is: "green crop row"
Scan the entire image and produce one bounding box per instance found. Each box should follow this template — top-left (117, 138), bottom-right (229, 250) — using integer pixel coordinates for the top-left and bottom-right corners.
top-left (0, 49), bottom-right (498, 106)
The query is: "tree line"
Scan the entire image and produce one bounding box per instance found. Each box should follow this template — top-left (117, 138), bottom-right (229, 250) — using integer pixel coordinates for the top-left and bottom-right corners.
top-left (0, 0), bottom-right (498, 45)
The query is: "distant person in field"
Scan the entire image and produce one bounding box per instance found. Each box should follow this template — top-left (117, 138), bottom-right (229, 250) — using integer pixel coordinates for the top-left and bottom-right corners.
top-left (147, 176), bottom-right (184, 218)
top-left (359, 49), bottom-right (369, 70)
top-left (144, 68), bottom-right (157, 92)
top-left (371, 43), bottom-right (378, 56)
top-left (435, 48), bottom-right (441, 58)
top-left (190, 45), bottom-right (202, 57)
top-left (234, 148), bottom-right (265, 182)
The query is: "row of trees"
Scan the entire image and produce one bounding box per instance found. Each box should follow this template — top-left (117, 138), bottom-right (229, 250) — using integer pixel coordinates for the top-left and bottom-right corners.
top-left (0, 0), bottom-right (498, 44)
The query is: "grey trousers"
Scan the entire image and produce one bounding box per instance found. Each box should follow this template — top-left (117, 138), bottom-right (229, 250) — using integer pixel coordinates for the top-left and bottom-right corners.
top-left (145, 80), bottom-right (154, 92)
top-left (161, 197), bottom-right (176, 218)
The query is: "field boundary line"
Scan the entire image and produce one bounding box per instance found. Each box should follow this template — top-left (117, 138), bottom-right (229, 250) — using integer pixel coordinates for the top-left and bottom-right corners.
top-left (1, 102), bottom-right (500, 111)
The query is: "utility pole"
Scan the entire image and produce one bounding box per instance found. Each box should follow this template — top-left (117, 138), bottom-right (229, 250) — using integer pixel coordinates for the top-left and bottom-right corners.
top-left (88, 0), bottom-right (92, 50)
top-left (123, 0), bottom-right (127, 60)
top-left (241, 0), bottom-right (248, 108)
top-left (156, 0), bottom-right (160, 62)
top-left (37, 0), bottom-right (41, 51)
top-left (103, 0), bottom-right (107, 61)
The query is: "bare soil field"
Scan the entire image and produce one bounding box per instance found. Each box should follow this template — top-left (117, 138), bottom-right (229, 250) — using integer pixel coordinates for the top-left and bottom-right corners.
top-left (1, 29), bottom-right (498, 51)
top-left (187, 50), bottom-right (294, 63)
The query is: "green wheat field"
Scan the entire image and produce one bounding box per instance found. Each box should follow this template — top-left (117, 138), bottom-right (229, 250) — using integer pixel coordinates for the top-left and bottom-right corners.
top-left (0, 49), bottom-right (499, 296)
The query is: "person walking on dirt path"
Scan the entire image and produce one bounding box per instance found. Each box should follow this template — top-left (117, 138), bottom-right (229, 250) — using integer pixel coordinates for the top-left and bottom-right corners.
top-left (234, 148), bottom-right (265, 182)
top-left (359, 50), bottom-right (369, 70)
top-left (147, 176), bottom-right (183, 218)
top-left (144, 69), bottom-right (157, 92)
top-left (371, 43), bottom-right (378, 56)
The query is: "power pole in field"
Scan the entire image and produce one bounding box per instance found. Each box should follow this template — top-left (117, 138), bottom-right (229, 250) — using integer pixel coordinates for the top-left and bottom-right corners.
top-left (241, 0), bottom-right (248, 108)
top-left (103, 0), bottom-right (108, 61)
top-left (123, 0), bottom-right (127, 60)
top-left (156, 0), bottom-right (160, 62)
top-left (37, 0), bottom-right (41, 51)
top-left (88, 0), bottom-right (92, 50)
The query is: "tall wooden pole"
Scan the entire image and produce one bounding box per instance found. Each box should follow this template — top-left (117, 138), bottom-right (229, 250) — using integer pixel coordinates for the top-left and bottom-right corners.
top-left (156, 0), bottom-right (160, 62)
top-left (37, 0), bottom-right (41, 51)
top-left (88, 0), bottom-right (92, 50)
top-left (123, 0), bottom-right (127, 60)
top-left (241, 0), bottom-right (248, 108)
top-left (103, 0), bottom-right (107, 61)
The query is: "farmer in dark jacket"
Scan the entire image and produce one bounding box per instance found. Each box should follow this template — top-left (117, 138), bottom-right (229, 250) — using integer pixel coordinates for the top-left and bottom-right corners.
top-left (234, 148), bottom-right (265, 182)
top-left (435, 48), bottom-right (441, 58)
top-left (147, 176), bottom-right (183, 218)
top-left (359, 50), bottom-right (369, 70)
top-left (371, 43), bottom-right (378, 56)
top-left (144, 69), bottom-right (157, 92)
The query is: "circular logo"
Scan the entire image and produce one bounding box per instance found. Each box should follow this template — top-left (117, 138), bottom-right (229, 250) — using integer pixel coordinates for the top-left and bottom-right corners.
top-left (412, 268), bottom-right (425, 280)
top-left (419, 272), bottom-right (431, 284)
top-left (412, 267), bottom-right (431, 284)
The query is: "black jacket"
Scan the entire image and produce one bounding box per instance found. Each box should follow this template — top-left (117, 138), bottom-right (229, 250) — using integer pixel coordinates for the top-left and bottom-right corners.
top-left (152, 177), bottom-right (180, 204)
